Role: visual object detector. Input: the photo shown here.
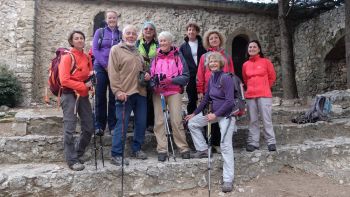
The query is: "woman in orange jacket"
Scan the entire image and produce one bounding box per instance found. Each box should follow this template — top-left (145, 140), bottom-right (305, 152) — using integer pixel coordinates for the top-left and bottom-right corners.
top-left (59, 30), bottom-right (94, 171)
top-left (242, 40), bottom-right (277, 152)
top-left (196, 29), bottom-right (234, 152)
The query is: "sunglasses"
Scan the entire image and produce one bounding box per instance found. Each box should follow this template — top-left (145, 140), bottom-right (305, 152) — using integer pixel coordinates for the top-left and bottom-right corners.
top-left (144, 27), bottom-right (154, 31)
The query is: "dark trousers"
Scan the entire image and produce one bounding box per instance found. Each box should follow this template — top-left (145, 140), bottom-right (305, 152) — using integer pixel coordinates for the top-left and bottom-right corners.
top-left (111, 93), bottom-right (147, 157)
top-left (61, 94), bottom-right (94, 166)
top-left (186, 76), bottom-right (198, 114)
top-left (147, 89), bottom-right (154, 127)
top-left (94, 65), bottom-right (116, 131)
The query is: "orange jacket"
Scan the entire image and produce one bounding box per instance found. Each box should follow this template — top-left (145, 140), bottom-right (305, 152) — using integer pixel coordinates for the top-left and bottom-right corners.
top-left (196, 48), bottom-right (234, 94)
top-left (59, 48), bottom-right (92, 97)
top-left (242, 55), bottom-right (276, 98)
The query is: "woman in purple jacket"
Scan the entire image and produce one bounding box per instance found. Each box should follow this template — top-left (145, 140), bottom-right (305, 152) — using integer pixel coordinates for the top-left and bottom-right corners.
top-left (92, 11), bottom-right (122, 135)
top-left (185, 52), bottom-right (236, 193)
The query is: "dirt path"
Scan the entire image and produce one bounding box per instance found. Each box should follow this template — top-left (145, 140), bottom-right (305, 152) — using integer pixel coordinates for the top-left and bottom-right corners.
top-left (155, 167), bottom-right (350, 197)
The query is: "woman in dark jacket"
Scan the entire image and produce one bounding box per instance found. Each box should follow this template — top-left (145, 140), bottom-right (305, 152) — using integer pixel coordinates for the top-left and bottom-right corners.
top-left (179, 22), bottom-right (207, 114)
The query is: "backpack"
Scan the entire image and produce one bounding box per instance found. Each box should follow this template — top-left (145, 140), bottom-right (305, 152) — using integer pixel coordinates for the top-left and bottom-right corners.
top-left (291, 95), bottom-right (332, 124)
top-left (217, 73), bottom-right (246, 117)
top-left (97, 27), bottom-right (122, 49)
top-left (45, 48), bottom-right (76, 102)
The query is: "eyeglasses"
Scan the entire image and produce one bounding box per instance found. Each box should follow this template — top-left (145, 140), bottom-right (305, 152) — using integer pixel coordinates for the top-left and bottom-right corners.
top-left (144, 27), bottom-right (154, 31)
top-left (125, 31), bottom-right (137, 36)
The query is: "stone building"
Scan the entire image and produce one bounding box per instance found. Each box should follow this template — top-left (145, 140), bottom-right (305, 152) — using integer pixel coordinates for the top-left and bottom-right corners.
top-left (0, 0), bottom-right (346, 105)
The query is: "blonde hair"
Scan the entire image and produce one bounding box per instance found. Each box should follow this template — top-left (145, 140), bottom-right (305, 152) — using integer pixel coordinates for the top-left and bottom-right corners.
top-left (203, 29), bottom-right (226, 49)
top-left (105, 11), bottom-right (118, 19)
top-left (207, 52), bottom-right (225, 70)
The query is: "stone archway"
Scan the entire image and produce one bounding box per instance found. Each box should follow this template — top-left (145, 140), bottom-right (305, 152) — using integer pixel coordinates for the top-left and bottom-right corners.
top-left (93, 11), bottom-right (106, 35)
top-left (324, 36), bottom-right (346, 91)
top-left (231, 35), bottom-right (249, 81)
top-left (226, 27), bottom-right (257, 80)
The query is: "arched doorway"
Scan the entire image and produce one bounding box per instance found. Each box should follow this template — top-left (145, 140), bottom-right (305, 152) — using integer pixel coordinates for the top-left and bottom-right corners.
top-left (324, 36), bottom-right (346, 91)
top-left (232, 35), bottom-right (248, 81)
top-left (93, 11), bottom-right (106, 35)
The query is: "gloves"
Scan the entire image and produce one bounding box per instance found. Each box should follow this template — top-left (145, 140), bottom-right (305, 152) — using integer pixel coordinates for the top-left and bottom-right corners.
top-left (160, 78), bottom-right (172, 86)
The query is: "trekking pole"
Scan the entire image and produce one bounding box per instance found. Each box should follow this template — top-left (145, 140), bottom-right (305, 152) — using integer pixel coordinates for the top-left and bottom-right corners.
top-left (160, 93), bottom-right (176, 161)
top-left (90, 79), bottom-right (98, 170)
top-left (207, 103), bottom-right (212, 197)
top-left (121, 101), bottom-right (126, 197)
top-left (100, 135), bottom-right (104, 167)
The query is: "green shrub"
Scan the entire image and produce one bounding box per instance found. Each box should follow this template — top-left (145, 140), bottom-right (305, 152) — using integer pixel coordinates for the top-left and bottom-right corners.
top-left (0, 65), bottom-right (22, 107)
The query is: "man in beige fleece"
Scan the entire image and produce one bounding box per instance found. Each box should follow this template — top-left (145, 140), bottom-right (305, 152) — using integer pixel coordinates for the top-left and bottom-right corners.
top-left (108, 24), bottom-right (150, 166)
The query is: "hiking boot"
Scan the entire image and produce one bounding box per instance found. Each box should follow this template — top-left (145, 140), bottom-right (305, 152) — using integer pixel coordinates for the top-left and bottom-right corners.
top-left (190, 150), bottom-right (209, 158)
top-left (131, 150), bottom-right (148, 160)
top-left (77, 154), bottom-right (89, 164)
top-left (246, 145), bottom-right (259, 152)
top-left (181, 151), bottom-right (190, 159)
top-left (110, 156), bottom-right (129, 166)
top-left (222, 181), bottom-right (233, 192)
top-left (158, 153), bottom-right (167, 162)
top-left (95, 128), bottom-right (104, 136)
top-left (268, 144), bottom-right (277, 152)
top-left (69, 163), bottom-right (85, 171)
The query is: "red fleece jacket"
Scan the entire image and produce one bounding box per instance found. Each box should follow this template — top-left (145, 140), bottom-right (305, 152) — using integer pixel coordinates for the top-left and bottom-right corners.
top-left (242, 55), bottom-right (276, 98)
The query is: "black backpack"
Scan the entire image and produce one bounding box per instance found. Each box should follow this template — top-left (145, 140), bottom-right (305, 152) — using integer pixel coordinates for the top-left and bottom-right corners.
top-left (216, 73), bottom-right (246, 117)
top-left (292, 95), bottom-right (332, 124)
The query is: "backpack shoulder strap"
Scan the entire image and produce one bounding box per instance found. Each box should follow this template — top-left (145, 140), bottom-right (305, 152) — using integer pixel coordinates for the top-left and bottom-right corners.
top-left (64, 51), bottom-right (77, 74)
top-left (98, 28), bottom-right (105, 49)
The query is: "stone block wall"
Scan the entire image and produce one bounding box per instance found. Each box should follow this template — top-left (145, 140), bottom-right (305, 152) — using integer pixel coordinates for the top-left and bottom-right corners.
top-left (0, 0), bottom-right (36, 105)
top-left (32, 0), bottom-right (281, 101)
top-left (294, 5), bottom-right (346, 97)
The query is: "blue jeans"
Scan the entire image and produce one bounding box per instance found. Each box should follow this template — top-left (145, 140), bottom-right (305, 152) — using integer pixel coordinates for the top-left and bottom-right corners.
top-left (94, 65), bottom-right (116, 131)
top-left (111, 93), bottom-right (147, 157)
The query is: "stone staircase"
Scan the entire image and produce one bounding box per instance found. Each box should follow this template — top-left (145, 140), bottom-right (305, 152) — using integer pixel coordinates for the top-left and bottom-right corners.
top-left (1, 90), bottom-right (350, 196)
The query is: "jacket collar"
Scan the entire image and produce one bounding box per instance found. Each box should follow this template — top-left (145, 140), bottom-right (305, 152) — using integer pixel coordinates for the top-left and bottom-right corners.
top-left (184, 35), bottom-right (202, 43)
top-left (249, 55), bottom-right (261, 62)
top-left (157, 46), bottom-right (179, 58)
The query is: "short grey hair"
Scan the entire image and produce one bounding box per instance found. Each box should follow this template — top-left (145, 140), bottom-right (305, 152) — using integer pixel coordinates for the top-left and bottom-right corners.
top-left (158, 31), bottom-right (175, 43)
top-left (122, 24), bottom-right (137, 35)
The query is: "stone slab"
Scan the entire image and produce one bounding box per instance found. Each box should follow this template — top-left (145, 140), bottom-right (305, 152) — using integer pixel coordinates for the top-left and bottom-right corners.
top-left (0, 137), bottom-right (349, 196)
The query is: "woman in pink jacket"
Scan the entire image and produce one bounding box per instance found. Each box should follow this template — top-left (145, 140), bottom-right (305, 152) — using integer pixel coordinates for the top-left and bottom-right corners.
top-left (242, 40), bottom-right (277, 152)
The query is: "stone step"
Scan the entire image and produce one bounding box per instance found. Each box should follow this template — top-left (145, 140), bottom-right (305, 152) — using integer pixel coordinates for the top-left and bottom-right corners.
top-left (3, 105), bottom-right (350, 137)
top-left (1, 117), bottom-right (349, 164)
top-left (0, 137), bottom-right (349, 196)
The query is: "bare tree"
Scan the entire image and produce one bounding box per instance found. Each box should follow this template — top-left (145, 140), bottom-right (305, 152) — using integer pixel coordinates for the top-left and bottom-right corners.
top-left (278, 0), bottom-right (299, 98)
top-left (346, 0), bottom-right (350, 88)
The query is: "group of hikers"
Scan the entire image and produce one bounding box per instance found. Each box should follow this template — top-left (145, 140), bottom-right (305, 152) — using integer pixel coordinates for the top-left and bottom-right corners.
top-left (57, 10), bottom-right (277, 193)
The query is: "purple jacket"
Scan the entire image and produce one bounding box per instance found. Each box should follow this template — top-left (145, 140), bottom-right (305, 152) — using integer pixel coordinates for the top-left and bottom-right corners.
top-left (92, 26), bottom-right (121, 68)
top-left (194, 71), bottom-right (234, 117)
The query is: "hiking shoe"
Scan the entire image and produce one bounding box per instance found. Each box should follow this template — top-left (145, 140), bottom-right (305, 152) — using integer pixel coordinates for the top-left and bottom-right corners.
top-left (110, 156), bottom-right (129, 166)
top-left (95, 128), bottom-right (104, 136)
top-left (246, 145), bottom-right (259, 152)
top-left (158, 153), bottom-right (167, 162)
top-left (222, 181), bottom-right (233, 192)
top-left (69, 163), bottom-right (85, 171)
top-left (131, 150), bottom-right (148, 160)
top-left (268, 144), bottom-right (277, 152)
top-left (181, 151), bottom-right (190, 159)
top-left (190, 150), bottom-right (209, 158)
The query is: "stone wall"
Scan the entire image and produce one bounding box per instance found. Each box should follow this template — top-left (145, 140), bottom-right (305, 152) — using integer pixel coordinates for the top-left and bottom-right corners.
top-left (294, 5), bottom-right (346, 97)
top-left (32, 0), bottom-right (281, 101)
top-left (0, 0), bottom-right (36, 105)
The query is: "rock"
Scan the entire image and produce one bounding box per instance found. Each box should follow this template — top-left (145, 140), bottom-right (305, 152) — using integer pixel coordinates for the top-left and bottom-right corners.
top-left (0, 173), bottom-right (8, 184)
top-left (0, 105), bottom-right (10, 112)
top-left (0, 112), bottom-right (5, 117)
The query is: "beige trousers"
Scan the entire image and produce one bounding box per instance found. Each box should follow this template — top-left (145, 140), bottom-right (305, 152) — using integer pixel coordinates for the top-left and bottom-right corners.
top-left (153, 93), bottom-right (189, 153)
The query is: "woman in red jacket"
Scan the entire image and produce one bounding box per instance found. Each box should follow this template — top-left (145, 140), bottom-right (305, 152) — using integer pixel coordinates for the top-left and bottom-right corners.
top-left (242, 40), bottom-right (277, 152)
top-left (196, 29), bottom-right (234, 153)
top-left (59, 30), bottom-right (94, 171)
